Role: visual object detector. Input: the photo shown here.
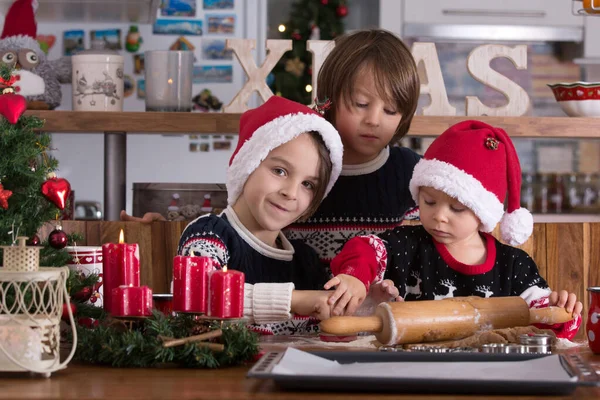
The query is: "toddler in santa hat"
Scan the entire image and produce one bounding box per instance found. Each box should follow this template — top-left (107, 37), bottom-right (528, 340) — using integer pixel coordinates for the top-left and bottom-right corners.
top-left (328, 120), bottom-right (582, 340)
top-left (178, 96), bottom-right (398, 335)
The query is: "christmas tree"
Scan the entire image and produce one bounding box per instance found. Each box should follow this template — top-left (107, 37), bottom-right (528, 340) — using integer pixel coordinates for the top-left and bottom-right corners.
top-left (0, 64), bottom-right (100, 319)
top-left (269, 0), bottom-right (347, 104)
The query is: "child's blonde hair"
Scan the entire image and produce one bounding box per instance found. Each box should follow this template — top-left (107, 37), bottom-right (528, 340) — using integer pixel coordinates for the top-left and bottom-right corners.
top-left (317, 29), bottom-right (420, 144)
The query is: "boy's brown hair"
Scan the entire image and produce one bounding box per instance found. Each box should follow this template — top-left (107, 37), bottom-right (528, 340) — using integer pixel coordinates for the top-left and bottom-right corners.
top-left (299, 131), bottom-right (333, 221)
top-left (317, 29), bottom-right (420, 144)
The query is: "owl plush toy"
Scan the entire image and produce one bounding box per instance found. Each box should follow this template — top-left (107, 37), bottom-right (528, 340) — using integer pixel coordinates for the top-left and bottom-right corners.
top-left (0, 0), bottom-right (71, 109)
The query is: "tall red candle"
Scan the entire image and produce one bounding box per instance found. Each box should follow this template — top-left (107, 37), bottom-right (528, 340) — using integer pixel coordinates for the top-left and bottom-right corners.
top-left (173, 255), bottom-right (215, 314)
top-left (102, 229), bottom-right (140, 314)
top-left (111, 285), bottom-right (153, 317)
top-left (208, 266), bottom-right (244, 318)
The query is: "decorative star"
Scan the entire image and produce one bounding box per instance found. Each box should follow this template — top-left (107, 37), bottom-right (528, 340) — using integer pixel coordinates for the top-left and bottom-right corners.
top-left (0, 183), bottom-right (13, 209)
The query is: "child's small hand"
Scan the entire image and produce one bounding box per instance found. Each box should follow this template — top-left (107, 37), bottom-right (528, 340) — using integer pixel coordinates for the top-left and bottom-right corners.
top-left (549, 290), bottom-right (583, 316)
top-left (291, 290), bottom-right (333, 320)
top-left (323, 274), bottom-right (366, 316)
top-left (369, 279), bottom-right (401, 304)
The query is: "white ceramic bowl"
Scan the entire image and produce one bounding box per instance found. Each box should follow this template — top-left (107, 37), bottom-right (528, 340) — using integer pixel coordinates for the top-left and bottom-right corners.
top-left (548, 82), bottom-right (600, 117)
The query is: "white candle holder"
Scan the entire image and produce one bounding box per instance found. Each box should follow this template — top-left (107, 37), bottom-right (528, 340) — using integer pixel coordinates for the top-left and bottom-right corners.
top-left (0, 237), bottom-right (77, 377)
top-left (144, 51), bottom-right (194, 112)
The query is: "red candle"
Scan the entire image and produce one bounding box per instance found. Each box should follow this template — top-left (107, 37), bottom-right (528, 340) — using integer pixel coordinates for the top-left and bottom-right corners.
top-left (102, 229), bottom-right (140, 313)
top-left (153, 294), bottom-right (174, 316)
top-left (173, 255), bottom-right (215, 314)
top-left (111, 285), bottom-right (153, 317)
top-left (208, 266), bottom-right (245, 318)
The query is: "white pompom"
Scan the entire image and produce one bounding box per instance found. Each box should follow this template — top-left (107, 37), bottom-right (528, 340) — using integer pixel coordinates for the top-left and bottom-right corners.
top-left (500, 208), bottom-right (533, 246)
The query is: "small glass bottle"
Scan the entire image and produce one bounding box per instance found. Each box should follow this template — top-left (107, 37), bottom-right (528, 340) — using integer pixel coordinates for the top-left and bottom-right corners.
top-left (564, 173), bottom-right (580, 212)
top-left (548, 173), bottom-right (564, 213)
top-left (521, 173), bottom-right (535, 211)
top-left (581, 173), bottom-right (598, 207)
top-left (535, 173), bottom-right (549, 214)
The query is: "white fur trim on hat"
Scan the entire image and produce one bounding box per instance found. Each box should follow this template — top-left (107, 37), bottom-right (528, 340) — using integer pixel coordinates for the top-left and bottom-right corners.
top-left (409, 158), bottom-right (504, 233)
top-left (500, 207), bottom-right (533, 246)
top-left (0, 35), bottom-right (44, 58)
top-left (227, 112), bottom-right (343, 205)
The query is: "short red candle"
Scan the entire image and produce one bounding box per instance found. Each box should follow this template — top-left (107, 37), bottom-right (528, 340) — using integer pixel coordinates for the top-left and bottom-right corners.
top-left (208, 267), bottom-right (245, 318)
top-left (102, 229), bottom-right (140, 314)
top-left (153, 294), bottom-right (174, 316)
top-left (111, 285), bottom-right (153, 317)
top-left (173, 255), bottom-right (215, 314)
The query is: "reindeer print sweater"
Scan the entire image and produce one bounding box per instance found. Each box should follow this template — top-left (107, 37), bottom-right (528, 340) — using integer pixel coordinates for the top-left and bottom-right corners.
top-left (330, 225), bottom-right (581, 340)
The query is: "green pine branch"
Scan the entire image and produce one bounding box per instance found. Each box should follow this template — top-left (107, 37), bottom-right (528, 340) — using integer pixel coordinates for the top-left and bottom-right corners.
top-left (73, 312), bottom-right (260, 368)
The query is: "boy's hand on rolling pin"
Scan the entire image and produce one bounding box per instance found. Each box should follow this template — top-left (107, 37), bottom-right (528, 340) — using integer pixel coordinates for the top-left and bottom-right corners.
top-left (324, 274), bottom-right (366, 316)
top-left (369, 279), bottom-right (402, 304)
top-left (549, 290), bottom-right (583, 316)
top-left (291, 290), bottom-right (333, 320)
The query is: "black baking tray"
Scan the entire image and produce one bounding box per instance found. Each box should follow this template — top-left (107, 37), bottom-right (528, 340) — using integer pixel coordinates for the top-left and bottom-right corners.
top-left (247, 351), bottom-right (600, 395)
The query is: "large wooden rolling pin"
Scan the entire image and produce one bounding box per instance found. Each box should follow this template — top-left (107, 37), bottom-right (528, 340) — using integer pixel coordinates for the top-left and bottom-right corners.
top-left (319, 296), bottom-right (574, 345)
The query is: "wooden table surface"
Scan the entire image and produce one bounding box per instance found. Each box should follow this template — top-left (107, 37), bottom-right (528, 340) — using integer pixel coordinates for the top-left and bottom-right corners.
top-left (1, 340), bottom-right (599, 400)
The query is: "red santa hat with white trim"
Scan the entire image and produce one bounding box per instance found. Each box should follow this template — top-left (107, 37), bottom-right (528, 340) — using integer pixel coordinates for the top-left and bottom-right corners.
top-left (0, 0), bottom-right (43, 56)
top-left (226, 96), bottom-right (343, 206)
top-left (409, 120), bottom-right (533, 246)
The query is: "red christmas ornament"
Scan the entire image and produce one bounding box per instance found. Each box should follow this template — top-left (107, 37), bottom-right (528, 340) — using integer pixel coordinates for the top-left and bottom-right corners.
top-left (336, 5), bottom-right (348, 17)
top-left (49, 225), bottom-right (68, 249)
top-left (41, 174), bottom-right (71, 210)
top-left (0, 93), bottom-right (27, 124)
top-left (0, 183), bottom-right (12, 209)
top-left (62, 302), bottom-right (77, 320)
top-left (26, 234), bottom-right (40, 246)
top-left (321, 0), bottom-right (328, 4)
top-left (74, 286), bottom-right (93, 302)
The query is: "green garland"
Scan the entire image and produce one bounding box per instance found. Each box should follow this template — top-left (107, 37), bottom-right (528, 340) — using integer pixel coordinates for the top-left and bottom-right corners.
top-left (73, 311), bottom-right (260, 368)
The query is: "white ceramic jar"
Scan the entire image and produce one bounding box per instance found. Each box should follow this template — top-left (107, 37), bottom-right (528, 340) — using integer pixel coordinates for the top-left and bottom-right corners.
top-left (71, 48), bottom-right (124, 112)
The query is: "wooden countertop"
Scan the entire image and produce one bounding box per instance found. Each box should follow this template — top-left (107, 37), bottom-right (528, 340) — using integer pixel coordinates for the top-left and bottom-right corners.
top-left (1, 342), bottom-right (599, 400)
top-left (24, 111), bottom-right (600, 137)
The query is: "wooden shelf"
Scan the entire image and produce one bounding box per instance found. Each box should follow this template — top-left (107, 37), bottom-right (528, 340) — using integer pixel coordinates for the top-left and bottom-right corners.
top-left (0, 0), bottom-right (160, 24)
top-left (24, 111), bottom-right (600, 137)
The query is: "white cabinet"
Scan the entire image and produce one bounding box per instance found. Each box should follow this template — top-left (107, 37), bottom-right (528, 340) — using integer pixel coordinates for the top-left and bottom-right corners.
top-left (0, 0), bottom-right (160, 23)
top-left (403, 0), bottom-right (583, 27)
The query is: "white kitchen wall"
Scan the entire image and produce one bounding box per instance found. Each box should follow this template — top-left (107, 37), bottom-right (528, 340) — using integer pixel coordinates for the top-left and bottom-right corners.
top-left (0, 1), bottom-right (268, 216)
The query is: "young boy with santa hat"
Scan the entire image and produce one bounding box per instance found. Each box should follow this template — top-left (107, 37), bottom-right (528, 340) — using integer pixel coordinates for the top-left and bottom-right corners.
top-left (327, 120), bottom-right (582, 339)
top-left (178, 96), bottom-right (398, 335)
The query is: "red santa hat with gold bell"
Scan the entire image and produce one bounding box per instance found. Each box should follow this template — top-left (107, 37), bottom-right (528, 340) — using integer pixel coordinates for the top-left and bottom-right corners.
top-left (409, 120), bottom-right (533, 246)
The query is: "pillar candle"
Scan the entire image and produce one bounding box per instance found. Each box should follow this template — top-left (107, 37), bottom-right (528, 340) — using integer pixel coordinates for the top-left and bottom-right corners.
top-left (208, 266), bottom-right (244, 318)
top-left (111, 285), bottom-right (153, 317)
top-left (173, 255), bottom-right (215, 314)
top-left (102, 229), bottom-right (140, 313)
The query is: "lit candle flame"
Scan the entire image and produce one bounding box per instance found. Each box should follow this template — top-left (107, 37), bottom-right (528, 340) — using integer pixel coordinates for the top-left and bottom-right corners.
top-left (168, 78), bottom-right (173, 84)
top-left (118, 229), bottom-right (124, 244)
top-left (223, 265), bottom-right (228, 273)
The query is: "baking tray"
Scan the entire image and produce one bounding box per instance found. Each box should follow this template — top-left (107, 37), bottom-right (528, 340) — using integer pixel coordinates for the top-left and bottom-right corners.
top-left (247, 351), bottom-right (600, 395)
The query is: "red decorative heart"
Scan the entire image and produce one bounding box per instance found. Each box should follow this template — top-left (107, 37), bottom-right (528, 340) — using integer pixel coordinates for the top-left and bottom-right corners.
top-left (0, 93), bottom-right (27, 124)
top-left (41, 177), bottom-right (72, 210)
top-left (36, 34), bottom-right (56, 50)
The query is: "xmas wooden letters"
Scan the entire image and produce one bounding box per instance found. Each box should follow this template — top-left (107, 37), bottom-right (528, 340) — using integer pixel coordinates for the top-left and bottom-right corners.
top-left (225, 39), bottom-right (530, 116)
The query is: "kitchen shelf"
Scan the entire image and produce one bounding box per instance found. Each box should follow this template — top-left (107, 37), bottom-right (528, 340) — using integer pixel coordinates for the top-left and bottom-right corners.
top-left (0, 0), bottom-right (160, 24)
top-left (24, 111), bottom-right (600, 137)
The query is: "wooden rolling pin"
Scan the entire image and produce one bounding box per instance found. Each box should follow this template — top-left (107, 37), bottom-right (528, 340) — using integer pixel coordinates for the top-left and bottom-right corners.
top-left (319, 296), bottom-right (574, 345)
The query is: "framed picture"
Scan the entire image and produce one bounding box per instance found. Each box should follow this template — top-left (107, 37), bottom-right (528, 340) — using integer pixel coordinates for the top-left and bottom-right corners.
top-left (153, 19), bottom-right (203, 36)
top-left (206, 15), bottom-right (235, 34)
top-left (204, 0), bottom-right (234, 9)
top-left (161, 0), bottom-right (197, 17)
